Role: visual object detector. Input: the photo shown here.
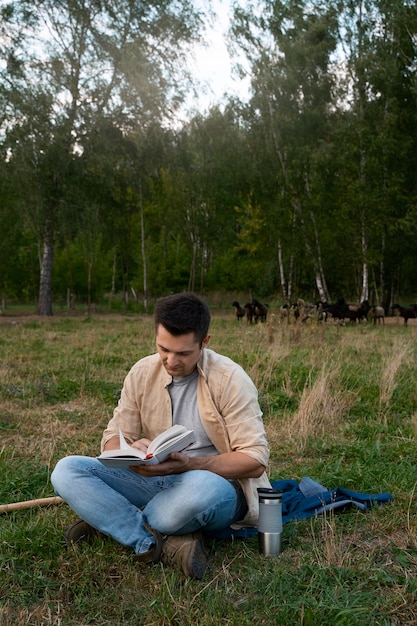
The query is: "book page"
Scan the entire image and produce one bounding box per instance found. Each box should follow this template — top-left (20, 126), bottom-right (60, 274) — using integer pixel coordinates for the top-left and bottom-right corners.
top-left (97, 426), bottom-right (195, 467)
top-left (98, 429), bottom-right (147, 460)
top-left (147, 425), bottom-right (188, 455)
top-left (119, 428), bottom-right (133, 450)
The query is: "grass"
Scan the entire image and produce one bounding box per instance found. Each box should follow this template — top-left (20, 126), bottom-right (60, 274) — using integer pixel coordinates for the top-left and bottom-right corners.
top-left (1, 310), bottom-right (417, 624)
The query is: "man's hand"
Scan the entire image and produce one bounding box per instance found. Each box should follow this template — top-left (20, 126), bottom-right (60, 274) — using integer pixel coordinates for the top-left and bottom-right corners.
top-left (130, 450), bottom-right (265, 479)
top-left (130, 452), bottom-right (190, 476)
top-left (103, 436), bottom-right (150, 454)
top-left (130, 438), bottom-right (151, 454)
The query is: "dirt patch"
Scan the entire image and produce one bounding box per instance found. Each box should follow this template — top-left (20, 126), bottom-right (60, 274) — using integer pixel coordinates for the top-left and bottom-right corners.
top-left (0, 311), bottom-right (141, 325)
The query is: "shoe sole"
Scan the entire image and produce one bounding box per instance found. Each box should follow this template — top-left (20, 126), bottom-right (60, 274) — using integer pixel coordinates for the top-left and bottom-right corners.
top-left (183, 537), bottom-right (206, 579)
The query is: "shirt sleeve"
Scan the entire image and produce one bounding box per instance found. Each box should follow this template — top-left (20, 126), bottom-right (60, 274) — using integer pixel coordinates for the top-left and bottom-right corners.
top-left (100, 364), bottom-right (144, 450)
top-left (219, 365), bottom-right (270, 467)
top-left (199, 353), bottom-right (270, 468)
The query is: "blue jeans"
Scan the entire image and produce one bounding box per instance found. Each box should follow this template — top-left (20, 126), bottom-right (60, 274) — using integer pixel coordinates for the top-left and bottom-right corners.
top-left (51, 456), bottom-right (247, 554)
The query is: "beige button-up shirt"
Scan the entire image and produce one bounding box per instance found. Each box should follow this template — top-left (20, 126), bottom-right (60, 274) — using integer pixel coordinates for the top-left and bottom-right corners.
top-left (101, 348), bottom-right (271, 527)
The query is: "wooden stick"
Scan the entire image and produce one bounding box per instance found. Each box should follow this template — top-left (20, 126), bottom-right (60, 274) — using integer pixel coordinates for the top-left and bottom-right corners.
top-left (0, 496), bottom-right (65, 514)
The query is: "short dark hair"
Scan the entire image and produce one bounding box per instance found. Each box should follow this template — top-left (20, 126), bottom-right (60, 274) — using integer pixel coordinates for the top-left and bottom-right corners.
top-left (154, 292), bottom-right (211, 344)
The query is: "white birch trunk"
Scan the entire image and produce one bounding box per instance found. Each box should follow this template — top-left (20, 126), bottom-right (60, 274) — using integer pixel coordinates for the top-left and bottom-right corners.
top-left (139, 182), bottom-right (148, 313)
top-left (360, 218), bottom-right (369, 302)
top-left (278, 239), bottom-right (288, 301)
top-left (37, 221), bottom-right (54, 316)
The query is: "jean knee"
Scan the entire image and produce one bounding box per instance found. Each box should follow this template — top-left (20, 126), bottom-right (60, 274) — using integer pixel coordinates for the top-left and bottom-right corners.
top-left (51, 455), bottom-right (85, 494)
top-left (143, 473), bottom-right (238, 535)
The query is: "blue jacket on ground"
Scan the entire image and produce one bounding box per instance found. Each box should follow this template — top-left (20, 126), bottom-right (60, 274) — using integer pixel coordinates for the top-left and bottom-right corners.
top-left (208, 476), bottom-right (393, 539)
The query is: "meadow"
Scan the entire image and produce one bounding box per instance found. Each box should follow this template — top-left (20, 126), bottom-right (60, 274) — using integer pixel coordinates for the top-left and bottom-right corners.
top-left (1, 308), bottom-right (417, 625)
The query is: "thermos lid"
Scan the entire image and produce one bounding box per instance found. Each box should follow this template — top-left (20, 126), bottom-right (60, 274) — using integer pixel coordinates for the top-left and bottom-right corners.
top-left (257, 488), bottom-right (282, 499)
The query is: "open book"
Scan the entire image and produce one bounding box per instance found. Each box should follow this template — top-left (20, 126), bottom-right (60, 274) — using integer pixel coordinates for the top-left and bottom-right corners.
top-left (97, 425), bottom-right (195, 468)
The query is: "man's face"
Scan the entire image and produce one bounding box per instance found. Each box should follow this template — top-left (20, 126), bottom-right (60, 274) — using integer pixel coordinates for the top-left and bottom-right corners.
top-left (156, 324), bottom-right (210, 379)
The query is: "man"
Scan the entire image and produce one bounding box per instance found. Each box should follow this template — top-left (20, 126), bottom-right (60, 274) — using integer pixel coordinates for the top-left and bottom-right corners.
top-left (51, 292), bottom-right (271, 579)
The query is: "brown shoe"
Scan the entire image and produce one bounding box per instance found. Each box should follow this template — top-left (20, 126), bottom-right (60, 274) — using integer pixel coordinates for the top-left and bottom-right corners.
top-left (64, 519), bottom-right (103, 544)
top-left (161, 532), bottom-right (206, 579)
top-left (134, 525), bottom-right (163, 565)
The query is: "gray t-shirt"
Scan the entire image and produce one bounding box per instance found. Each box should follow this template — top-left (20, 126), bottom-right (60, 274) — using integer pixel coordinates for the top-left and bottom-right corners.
top-left (168, 370), bottom-right (218, 458)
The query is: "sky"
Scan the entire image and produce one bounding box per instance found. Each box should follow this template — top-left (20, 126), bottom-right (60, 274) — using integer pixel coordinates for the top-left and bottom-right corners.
top-left (181, 0), bottom-right (251, 117)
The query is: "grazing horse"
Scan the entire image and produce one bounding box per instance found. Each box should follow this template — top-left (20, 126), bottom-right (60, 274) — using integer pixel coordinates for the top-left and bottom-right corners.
top-left (369, 306), bottom-right (385, 325)
top-left (392, 304), bottom-right (416, 325)
top-left (244, 302), bottom-right (254, 324)
top-left (321, 297), bottom-right (370, 323)
top-left (232, 301), bottom-right (245, 322)
top-left (252, 299), bottom-right (268, 323)
top-left (344, 299), bottom-right (370, 322)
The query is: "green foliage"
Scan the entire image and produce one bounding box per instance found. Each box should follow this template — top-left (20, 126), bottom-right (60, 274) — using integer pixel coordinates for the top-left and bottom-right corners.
top-left (1, 1), bottom-right (417, 307)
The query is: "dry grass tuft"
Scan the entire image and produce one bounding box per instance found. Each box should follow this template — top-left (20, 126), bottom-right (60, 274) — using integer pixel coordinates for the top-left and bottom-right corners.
top-left (378, 337), bottom-right (412, 421)
top-left (412, 413), bottom-right (417, 442)
top-left (310, 509), bottom-right (357, 569)
top-left (286, 363), bottom-right (354, 452)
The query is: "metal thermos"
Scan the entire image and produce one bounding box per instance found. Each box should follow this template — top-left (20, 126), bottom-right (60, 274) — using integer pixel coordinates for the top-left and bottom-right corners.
top-left (257, 488), bottom-right (283, 556)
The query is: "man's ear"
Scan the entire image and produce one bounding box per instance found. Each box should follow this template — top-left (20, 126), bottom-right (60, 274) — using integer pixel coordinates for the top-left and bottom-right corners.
top-left (202, 335), bottom-right (211, 348)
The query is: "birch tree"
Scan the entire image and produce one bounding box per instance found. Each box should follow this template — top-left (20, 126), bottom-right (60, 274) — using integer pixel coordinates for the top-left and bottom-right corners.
top-left (336, 0), bottom-right (417, 305)
top-left (0, 0), bottom-right (202, 314)
top-left (231, 0), bottom-right (338, 302)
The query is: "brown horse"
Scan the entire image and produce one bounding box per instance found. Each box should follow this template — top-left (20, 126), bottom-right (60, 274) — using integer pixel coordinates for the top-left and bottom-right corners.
top-left (232, 301), bottom-right (245, 322)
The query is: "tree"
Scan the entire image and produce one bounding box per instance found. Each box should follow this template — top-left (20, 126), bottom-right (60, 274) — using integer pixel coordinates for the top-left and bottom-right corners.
top-left (336, 0), bottom-right (417, 305)
top-left (0, 0), bottom-right (203, 314)
top-left (154, 105), bottom-right (254, 294)
top-left (230, 0), bottom-right (417, 304)
top-left (231, 0), bottom-right (339, 301)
